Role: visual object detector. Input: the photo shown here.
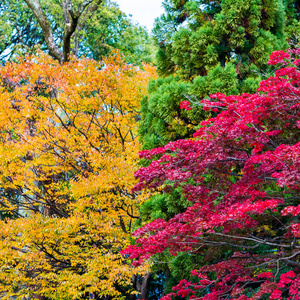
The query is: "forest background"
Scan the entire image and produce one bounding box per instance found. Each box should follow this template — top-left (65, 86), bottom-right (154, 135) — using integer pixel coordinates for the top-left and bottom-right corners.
top-left (0, 0), bottom-right (300, 299)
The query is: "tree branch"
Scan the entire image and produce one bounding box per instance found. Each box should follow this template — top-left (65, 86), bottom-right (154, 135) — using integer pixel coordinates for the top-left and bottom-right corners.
top-left (23, 0), bottom-right (63, 62)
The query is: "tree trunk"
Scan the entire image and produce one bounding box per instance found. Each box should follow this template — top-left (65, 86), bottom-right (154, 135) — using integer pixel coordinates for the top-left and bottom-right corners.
top-left (22, 0), bottom-right (103, 62)
top-left (132, 273), bottom-right (152, 300)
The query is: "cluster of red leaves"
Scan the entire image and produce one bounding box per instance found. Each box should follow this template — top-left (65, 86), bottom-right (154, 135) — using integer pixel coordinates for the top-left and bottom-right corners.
top-left (122, 49), bottom-right (300, 298)
top-left (160, 264), bottom-right (300, 300)
top-left (180, 100), bottom-right (193, 111)
top-left (161, 263), bottom-right (300, 300)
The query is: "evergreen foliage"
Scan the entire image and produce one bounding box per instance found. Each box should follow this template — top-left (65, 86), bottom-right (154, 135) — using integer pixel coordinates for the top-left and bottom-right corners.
top-left (140, 76), bottom-right (209, 149)
top-left (141, 0), bottom-right (291, 151)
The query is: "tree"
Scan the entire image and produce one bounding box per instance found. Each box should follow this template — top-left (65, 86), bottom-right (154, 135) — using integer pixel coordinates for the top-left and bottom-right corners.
top-left (84, 1), bottom-right (156, 65)
top-left (0, 0), bottom-right (156, 64)
top-left (138, 1), bottom-right (294, 294)
top-left (0, 52), bottom-right (156, 299)
top-left (141, 0), bottom-right (289, 151)
top-left (21, 0), bottom-right (104, 62)
top-left (123, 48), bottom-right (300, 299)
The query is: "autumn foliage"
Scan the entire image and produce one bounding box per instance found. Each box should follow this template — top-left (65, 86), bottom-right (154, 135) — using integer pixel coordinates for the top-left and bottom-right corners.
top-left (0, 52), bottom-right (155, 299)
top-left (122, 49), bottom-right (300, 299)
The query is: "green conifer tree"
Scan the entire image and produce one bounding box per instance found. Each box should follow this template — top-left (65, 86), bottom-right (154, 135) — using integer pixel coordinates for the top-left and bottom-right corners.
top-left (141, 0), bottom-right (288, 151)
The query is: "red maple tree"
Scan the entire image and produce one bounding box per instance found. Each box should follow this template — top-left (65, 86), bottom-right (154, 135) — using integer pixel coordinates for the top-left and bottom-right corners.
top-left (122, 49), bottom-right (300, 299)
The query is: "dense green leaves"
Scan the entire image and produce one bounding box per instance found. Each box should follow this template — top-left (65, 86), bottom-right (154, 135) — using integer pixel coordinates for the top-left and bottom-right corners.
top-left (141, 0), bottom-right (290, 152)
top-left (0, 0), bottom-right (46, 61)
top-left (84, 1), bottom-right (156, 64)
top-left (140, 76), bottom-right (209, 150)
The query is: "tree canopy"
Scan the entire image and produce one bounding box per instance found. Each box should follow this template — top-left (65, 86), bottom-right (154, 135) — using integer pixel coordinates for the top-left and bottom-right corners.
top-left (140, 0), bottom-right (298, 151)
top-left (0, 0), bottom-right (155, 64)
top-left (124, 48), bottom-right (300, 299)
top-left (1, 0), bottom-right (300, 299)
top-left (0, 52), bottom-right (155, 299)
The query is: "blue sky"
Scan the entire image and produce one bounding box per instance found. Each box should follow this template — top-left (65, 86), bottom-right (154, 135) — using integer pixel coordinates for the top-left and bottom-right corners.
top-left (115, 0), bottom-right (165, 31)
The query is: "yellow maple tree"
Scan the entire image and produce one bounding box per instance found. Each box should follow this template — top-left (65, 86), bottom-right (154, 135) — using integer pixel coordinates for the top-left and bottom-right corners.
top-left (0, 52), bottom-right (156, 299)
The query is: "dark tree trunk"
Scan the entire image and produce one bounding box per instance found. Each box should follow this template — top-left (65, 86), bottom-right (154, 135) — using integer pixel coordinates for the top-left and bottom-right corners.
top-left (132, 273), bottom-right (152, 300)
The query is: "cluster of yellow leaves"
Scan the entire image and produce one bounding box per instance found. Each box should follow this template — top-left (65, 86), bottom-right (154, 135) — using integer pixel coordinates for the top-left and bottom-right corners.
top-left (0, 52), bottom-right (156, 299)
